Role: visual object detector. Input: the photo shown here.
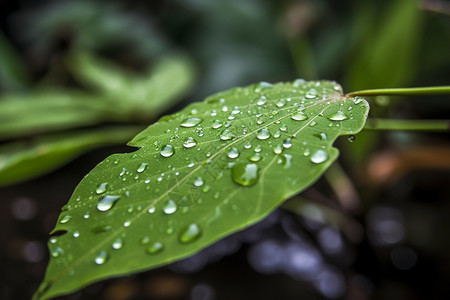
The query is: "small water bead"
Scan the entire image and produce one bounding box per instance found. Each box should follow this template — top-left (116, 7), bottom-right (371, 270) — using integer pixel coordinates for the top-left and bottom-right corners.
top-left (254, 145), bottom-right (262, 153)
top-left (83, 212), bottom-right (90, 219)
top-left (348, 135), bottom-right (356, 143)
top-left (94, 250), bottom-right (109, 265)
top-left (273, 144), bottom-right (283, 154)
top-left (179, 223), bottom-right (201, 243)
top-left (219, 129), bottom-right (236, 141)
top-left (231, 163), bottom-right (259, 187)
top-left (224, 121), bottom-right (232, 127)
top-left (146, 242), bottom-right (164, 254)
top-left (309, 121), bottom-right (317, 127)
top-left (112, 238), bottom-right (123, 249)
top-left (273, 131), bottom-right (281, 138)
top-left (137, 163), bottom-right (148, 173)
top-left (212, 120), bottom-right (223, 129)
top-left (276, 98), bottom-right (286, 107)
top-left (97, 195), bottom-right (121, 212)
top-left (51, 247), bottom-right (64, 258)
top-left (256, 96), bottom-right (267, 105)
top-left (315, 133), bottom-right (327, 141)
top-left (119, 168), bottom-right (126, 176)
top-left (254, 81), bottom-right (273, 93)
top-left (256, 128), bottom-right (271, 140)
top-left (283, 139), bottom-right (293, 149)
top-left (163, 200), bottom-right (177, 215)
top-left (328, 110), bottom-right (349, 121)
top-left (166, 227), bottom-right (174, 235)
top-left (304, 148), bottom-right (311, 156)
top-left (248, 153), bottom-right (262, 162)
top-left (160, 145), bottom-right (175, 157)
top-left (60, 215), bottom-right (72, 224)
top-left (194, 177), bottom-right (204, 187)
top-left (310, 150), bottom-right (328, 164)
top-left (280, 124), bottom-right (288, 131)
top-left (291, 111), bottom-right (308, 121)
top-left (183, 137), bottom-right (197, 148)
top-left (96, 182), bottom-right (108, 194)
top-left (244, 141), bottom-right (252, 149)
top-left (180, 117), bottom-right (202, 128)
top-left (73, 231), bottom-right (80, 238)
top-left (305, 93), bottom-right (317, 99)
top-left (228, 148), bottom-right (240, 159)
top-left (123, 220), bottom-right (131, 227)
top-left (283, 154), bottom-right (293, 169)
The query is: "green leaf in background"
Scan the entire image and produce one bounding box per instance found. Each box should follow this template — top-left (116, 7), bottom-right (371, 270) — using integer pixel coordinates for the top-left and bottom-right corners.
top-left (0, 91), bottom-right (124, 140)
top-left (0, 126), bottom-right (143, 187)
top-left (34, 80), bottom-right (369, 300)
top-left (67, 51), bottom-right (196, 118)
top-left (0, 32), bottom-right (29, 91)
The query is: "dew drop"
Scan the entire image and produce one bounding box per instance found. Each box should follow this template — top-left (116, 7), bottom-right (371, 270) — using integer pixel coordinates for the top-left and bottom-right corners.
top-left (283, 139), bottom-right (292, 148)
top-left (73, 231), bottom-right (80, 238)
top-left (112, 238), bottom-right (123, 250)
top-left (137, 163), bottom-right (148, 173)
top-left (273, 144), bottom-right (283, 154)
top-left (348, 135), bottom-right (356, 142)
top-left (283, 154), bottom-right (293, 169)
top-left (60, 215), bottom-right (72, 224)
top-left (146, 242), bottom-right (164, 254)
top-left (94, 250), bottom-right (109, 265)
top-left (179, 223), bottom-right (201, 243)
top-left (148, 206), bottom-right (156, 214)
top-left (310, 150), bottom-right (328, 164)
top-left (244, 141), bottom-right (252, 149)
top-left (83, 212), bottom-right (90, 219)
top-left (276, 98), bottom-right (286, 107)
top-left (97, 195), bottom-right (121, 212)
top-left (328, 111), bottom-right (349, 121)
top-left (248, 153), bottom-right (261, 162)
top-left (291, 111), bottom-right (308, 121)
top-left (212, 120), bottom-right (223, 129)
top-left (180, 117), bottom-right (202, 127)
top-left (256, 128), bottom-right (271, 140)
top-left (160, 145), bottom-right (175, 157)
top-left (254, 145), bottom-right (262, 153)
top-left (183, 137), bottom-right (197, 148)
top-left (228, 147), bottom-right (240, 159)
top-left (163, 200), bottom-right (177, 215)
top-left (256, 96), bottom-right (267, 105)
top-left (219, 129), bottom-right (236, 141)
top-left (280, 124), bottom-right (287, 131)
top-left (315, 133), bottom-right (327, 141)
top-left (304, 148), bottom-right (310, 156)
top-left (274, 130), bottom-right (281, 138)
top-left (194, 177), bottom-right (204, 187)
top-left (96, 182), bottom-right (108, 194)
top-left (231, 163), bottom-right (259, 187)
top-left (51, 247), bottom-right (63, 258)
top-left (310, 121), bottom-right (317, 127)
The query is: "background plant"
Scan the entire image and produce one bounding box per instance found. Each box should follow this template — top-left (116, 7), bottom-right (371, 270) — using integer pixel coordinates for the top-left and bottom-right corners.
top-left (1, 0), bottom-right (449, 299)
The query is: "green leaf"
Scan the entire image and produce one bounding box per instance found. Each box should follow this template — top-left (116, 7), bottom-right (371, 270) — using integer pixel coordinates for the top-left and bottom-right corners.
top-left (0, 126), bottom-right (143, 187)
top-left (0, 91), bottom-right (124, 140)
top-left (67, 51), bottom-right (196, 118)
top-left (34, 80), bottom-right (369, 300)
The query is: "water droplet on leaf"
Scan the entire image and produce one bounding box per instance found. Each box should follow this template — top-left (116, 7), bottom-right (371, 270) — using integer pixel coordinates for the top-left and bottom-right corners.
top-left (60, 215), bottom-right (72, 224)
top-left (96, 183), bottom-right (108, 194)
top-left (97, 195), bottom-right (121, 212)
top-left (163, 200), bottom-right (177, 215)
top-left (256, 128), bottom-right (271, 140)
top-left (212, 120), bottom-right (223, 129)
top-left (112, 238), bottom-right (123, 249)
top-left (180, 117), bottom-right (202, 127)
top-left (219, 129), bottom-right (236, 141)
top-left (328, 111), bottom-right (349, 121)
top-left (283, 139), bottom-right (292, 148)
top-left (160, 145), bottom-right (175, 157)
top-left (146, 242), bottom-right (164, 254)
top-left (183, 137), bottom-right (197, 148)
top-left (228, 147), bottom-right (240, 159)
top-left (291, 111), bottom-right (308, 121)
top-left (137, 163), bottom-right (148, 173)
top-left (310, 150), bottom-right (328, 164)
top-left (179, 223), bottom-right (201, 243)
top-left (232, 163), bottom-right (259, 187)
top-left (94, 250), bottom-right (109, 265)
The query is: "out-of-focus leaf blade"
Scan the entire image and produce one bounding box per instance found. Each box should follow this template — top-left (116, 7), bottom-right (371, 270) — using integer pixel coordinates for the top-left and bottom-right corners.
top-left (0, 91), bottom-right (124, 140)
top-left (34, 80), bottom-right (369, 300)
top-left (0, 126), bottom-right (143, 187)
top-left (0, 32), bottom-right (29, 91)
top-left (68, 51), bottom-right (196, 118)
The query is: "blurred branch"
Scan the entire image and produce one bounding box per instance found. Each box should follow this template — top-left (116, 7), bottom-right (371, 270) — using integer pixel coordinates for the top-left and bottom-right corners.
top-left (364, 118), bottom-right (449, 131)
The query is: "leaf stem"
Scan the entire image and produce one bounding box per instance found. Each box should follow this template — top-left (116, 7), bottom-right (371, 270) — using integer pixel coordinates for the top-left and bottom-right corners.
top-left (364, 118), bottom-right (449, 131)
top-left (346, 86), bottom-right (450, 97)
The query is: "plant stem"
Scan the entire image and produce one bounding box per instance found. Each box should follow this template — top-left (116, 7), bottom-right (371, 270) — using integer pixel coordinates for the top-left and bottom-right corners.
top-left (364, 118), bottom-right (449, 131)
top-left (347, 86), bottom-right (450, 97)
